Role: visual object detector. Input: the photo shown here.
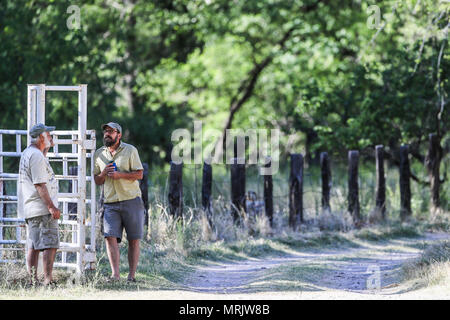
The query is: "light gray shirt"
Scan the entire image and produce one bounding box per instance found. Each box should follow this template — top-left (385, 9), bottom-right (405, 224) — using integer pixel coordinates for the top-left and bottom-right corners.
top-left (17, 146), bottom-right (58, 219)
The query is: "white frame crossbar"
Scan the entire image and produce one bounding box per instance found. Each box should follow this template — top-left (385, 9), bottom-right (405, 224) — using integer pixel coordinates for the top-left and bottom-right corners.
top-left (0, 84), bottom-right (97, 276)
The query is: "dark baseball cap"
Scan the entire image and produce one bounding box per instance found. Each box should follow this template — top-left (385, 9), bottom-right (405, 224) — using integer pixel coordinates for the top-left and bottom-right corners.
top-left (29, 123), bottom-right (56, 138)
top-left (101, 122), bottom-right (122, 134)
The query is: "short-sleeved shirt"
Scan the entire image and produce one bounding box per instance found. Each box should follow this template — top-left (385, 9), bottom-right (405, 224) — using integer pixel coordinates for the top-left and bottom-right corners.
top-left (94, 141), bottom-right (144, 203)
top-left (17, 146), bottom-right (58, 219)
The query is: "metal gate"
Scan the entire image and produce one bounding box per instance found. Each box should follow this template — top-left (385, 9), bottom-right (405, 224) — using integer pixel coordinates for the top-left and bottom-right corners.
top-left (0, 84), bottom-right (97, 276)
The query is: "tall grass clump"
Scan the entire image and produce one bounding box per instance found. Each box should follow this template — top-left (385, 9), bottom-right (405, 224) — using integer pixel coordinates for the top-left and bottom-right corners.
top-left (402, 241), bottom-right (450, 288)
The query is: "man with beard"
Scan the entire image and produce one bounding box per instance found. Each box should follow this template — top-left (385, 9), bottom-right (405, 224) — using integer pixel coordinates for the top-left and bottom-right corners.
top-left (93, 122), bottom-right (144, 282)
top-left (18, 123), bottom-right (60, 286)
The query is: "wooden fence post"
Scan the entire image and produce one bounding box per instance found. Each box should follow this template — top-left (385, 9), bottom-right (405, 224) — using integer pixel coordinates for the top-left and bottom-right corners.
top-left (168, 161), bottom-right (183, 218)
top-left (375, 145), bottom-right (386, 220)
top-left (425, 133), bottom-right (441, 211)
top-left (399, 145), bottom-right (411, 220)
top-left (263, 158), bottom-right (273, 227)
top-left (320, 152), bottom-right (331, 211)
top-left (140, 163), bottom-right (149, 226)
top-left (202, 161), bottom-right (212, 218)
top-left (289, 154), bottom-right (303, 228)
top-left (230, 157), bottom-right (246, 222)
top-left (348, 150), bottom-right (360, 223)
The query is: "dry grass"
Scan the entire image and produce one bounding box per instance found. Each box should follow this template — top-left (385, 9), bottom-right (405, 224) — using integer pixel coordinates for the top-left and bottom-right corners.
top-left (402, 241), bottom-right (450, 289)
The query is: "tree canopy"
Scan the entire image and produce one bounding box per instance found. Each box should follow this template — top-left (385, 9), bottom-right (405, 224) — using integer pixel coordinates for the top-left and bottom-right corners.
top-left (0, 0), bottom-right (448, 167)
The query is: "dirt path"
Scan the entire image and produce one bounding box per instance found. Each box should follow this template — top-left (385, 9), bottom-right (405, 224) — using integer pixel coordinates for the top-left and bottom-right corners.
top-left (182, 232), bottom-right (450, 297)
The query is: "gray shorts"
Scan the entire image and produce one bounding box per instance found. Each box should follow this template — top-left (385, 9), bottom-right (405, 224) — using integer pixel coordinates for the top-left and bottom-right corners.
top-left (26, 214), bottom-right (60, 251)
top-left (103, 197), bottom-right (145, 243)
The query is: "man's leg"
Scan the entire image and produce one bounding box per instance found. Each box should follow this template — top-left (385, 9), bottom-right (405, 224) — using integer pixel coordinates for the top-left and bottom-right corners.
top-left (42, 248), bottom-right (57, 285)
top-left (127, 239), bottom-right (140, 280)
top-left (26, 248), bottom-right (40, 284)
top-left (123, 197), bottom-right (145, 281)
top-left (105, 237), bottom-right (120, 279)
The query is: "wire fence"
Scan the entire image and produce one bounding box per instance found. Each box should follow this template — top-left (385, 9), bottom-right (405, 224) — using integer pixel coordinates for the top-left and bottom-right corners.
top-left (145, 159), bottom-right (440, 223)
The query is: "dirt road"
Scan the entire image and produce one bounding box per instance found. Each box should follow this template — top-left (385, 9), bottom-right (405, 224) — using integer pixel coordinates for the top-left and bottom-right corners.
top-left (180, 232), bottom-right (450, 299)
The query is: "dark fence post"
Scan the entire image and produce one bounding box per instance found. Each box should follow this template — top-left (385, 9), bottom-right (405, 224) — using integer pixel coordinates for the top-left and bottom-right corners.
top-left (263, 158), bottom-right (273, 227)
top-left (139, 163), bottom-right (149, 226)
top-left (348, 150), bottom-right (360, 223)
top-left (399, 145), bottom-right (411, 220)
top-left (230, 157), bottom-right (246, 222)
top-left (375, 145), bottom-right (386, 220)
top-left (289, 154), bottom-right (303, 228)
top-left (202, 161), bottom-right (212, 219)
top-left (320, 152), bottom-right (331, 211)
top-left (168, 161), bottom-right (183, 218)
top-left (425, 133), bottom-right (441, 210)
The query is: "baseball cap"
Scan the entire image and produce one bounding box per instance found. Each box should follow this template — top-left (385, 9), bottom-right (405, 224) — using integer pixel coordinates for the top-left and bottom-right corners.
top-left (29, 123), bottom-right (56, 138)
top-left (101, 122), bottom-right (122, 134)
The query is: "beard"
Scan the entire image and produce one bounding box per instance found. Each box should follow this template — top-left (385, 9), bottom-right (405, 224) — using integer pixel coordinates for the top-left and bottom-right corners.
top-left (43, 134), bottom-right (52, 149)
top-left (103, 136), bottom-right (118, 147)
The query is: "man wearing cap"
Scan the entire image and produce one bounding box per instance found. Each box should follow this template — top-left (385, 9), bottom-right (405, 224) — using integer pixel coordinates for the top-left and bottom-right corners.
top-left (18, 123), bottom-right (60, 286)
top-left (94, 122), bottom-right (145, 282)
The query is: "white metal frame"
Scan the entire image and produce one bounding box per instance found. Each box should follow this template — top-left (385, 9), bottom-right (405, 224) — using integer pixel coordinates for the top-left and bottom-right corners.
top-left (0, 84), bottom-right (96, 276)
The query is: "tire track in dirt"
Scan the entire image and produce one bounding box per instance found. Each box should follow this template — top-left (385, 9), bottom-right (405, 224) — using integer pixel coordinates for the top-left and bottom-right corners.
top-left (183, 233), bottom-right (450, 296)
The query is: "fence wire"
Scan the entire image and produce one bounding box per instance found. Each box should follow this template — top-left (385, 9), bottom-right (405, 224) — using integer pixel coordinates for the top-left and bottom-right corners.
top-left (143, 160), bottom-right (440, 221)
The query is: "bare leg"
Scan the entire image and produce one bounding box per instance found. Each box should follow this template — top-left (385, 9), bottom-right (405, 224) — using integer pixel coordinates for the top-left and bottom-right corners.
top-left (26, 248), bottom-right (40, 284)
top-left (42, 248), bottom-right (57, 285)
top-left (127, 239), bottom-right (140, 280)
top-left (105, 237), bottom-right (120, 279)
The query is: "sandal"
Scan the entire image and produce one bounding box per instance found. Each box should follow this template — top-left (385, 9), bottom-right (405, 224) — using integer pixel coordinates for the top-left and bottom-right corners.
top-left (43, 280), bottom-right (58, 288)
top-left (106, 277), bottom-right (120, 283)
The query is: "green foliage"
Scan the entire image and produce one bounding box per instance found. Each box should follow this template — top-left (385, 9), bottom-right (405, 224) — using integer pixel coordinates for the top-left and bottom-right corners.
top-left (0, 0), bottom-right (448, 173)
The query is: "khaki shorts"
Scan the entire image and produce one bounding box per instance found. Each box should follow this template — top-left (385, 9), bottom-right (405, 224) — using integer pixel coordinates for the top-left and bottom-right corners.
top-left (26, 214), bottom-right (60, 251)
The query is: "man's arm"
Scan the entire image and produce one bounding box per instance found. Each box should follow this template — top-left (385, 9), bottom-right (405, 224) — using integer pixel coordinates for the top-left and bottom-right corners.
top-left (34, 183), bottom-right (60, 219)
top-left (94, 163), bottom-right (115, 185)
top-left (107, 170), bottom-right (143, 181)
